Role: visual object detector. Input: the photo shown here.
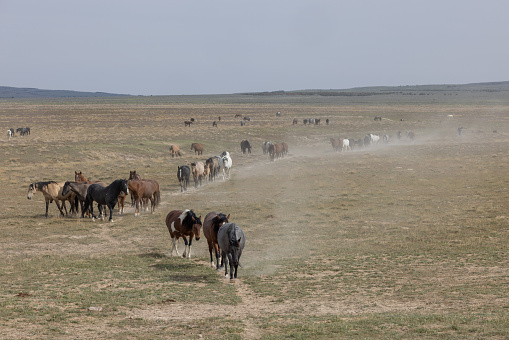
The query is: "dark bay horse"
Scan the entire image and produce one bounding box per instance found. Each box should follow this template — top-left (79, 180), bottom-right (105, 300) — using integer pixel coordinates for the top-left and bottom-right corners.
top-left (62, 181), bottom-right (106, 217)
top-left (165, 209), bottom-right (202, 259)
top-left (203, 212), bottom-right (230, 269)
top-left (205, 157), bottom-right (219, 182)
top-left (218, 223), bottom-right (246, 279)
top-left (240, 140), bottom-right (251, 154)
top-left (82, 179), bottom-right (129, 222)
top-left (177, 165), bottom-right (191, 192)
top-left (127, 179), bottom-right (160, 216)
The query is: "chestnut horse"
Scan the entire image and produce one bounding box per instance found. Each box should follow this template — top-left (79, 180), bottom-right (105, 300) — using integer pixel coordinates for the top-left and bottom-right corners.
top-left (203, 212), bottom-right (230, 269)
top-left (165, 209), bottom-right (202, 259)
top-left (127, 179), bottom-right (160, 216)
top-left (191, 143), bottom-right (203, 155)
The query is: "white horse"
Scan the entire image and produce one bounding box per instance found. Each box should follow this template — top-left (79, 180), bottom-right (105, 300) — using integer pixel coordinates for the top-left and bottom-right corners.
top-left (368, 133), bottom-right (380, 145)
top-left (341, 138), bottom-right (350, 152)
top-left (220, 151), bottom-right (233, 180)
top-left (7, 129), bottom-right (12, 139)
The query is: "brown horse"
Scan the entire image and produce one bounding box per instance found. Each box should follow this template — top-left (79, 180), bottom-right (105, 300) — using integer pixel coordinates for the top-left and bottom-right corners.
top-left (274, 143), bottom-right (284, 159)
top-left (203, 212), bottom-right (230, 269)
top-left (330, 138), bottom-right (340, 152)
top-left (165, 210), bottom-right (202, 259)
top-left (191, 142), bottom-right (203, 155)
top-left (184, 120), bottom-right (193, 127)
top-left (127, 179), bottom-right (160, 216)
top-left (27, 181), bottom-right (73, 217)
top-left (205, 157), bottom-right (219, 181)
top-left (169, 144), bottom-right (181, 158)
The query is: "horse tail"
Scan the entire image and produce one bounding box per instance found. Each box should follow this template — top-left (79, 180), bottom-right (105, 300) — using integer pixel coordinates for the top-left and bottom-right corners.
top-left (155, 189), bottom-right (161, 207)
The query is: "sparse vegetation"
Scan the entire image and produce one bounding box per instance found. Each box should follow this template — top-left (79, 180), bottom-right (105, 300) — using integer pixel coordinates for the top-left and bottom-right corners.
top-left (1, 84), bottom-right (508, 338)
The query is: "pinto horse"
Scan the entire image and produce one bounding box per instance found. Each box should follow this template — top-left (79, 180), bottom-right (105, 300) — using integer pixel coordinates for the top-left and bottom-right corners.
top-left (203, 212), bottom-right (230, 269)
top-left (82, 179), bottom-right (129, 222)
top-left (128, 179), bottom-right (160, 216)
top-left (218, 223), bottom-right (246, 279)
top-left (165, 209), bottom-right (202, 259)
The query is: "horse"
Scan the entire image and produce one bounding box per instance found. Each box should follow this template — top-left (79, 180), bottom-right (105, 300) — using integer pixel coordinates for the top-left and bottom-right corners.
top-left (169, 144), bottom-right (181, 158)
top-left (184, 121), bottom-right (193, 127)
top-left (218, 223), bottom-right (246, 279)
top-left (407, 131), bottom-right (415, 141)
top-left (341, 138), bottom-right (350, 152)
top-left (243, 116), bottom-right (250, 121)
top-left (374, 116), bottom-right (382, 121)
top-left (315, 118), bottom-right (321, 125)
top-left (240, 140), bottom-right (251, 154)
top-left (62, 181), bottom-right (106, 217)
top-left (282, 142), bottom-right (288, 156)
top-left (383, 134), bottom-right (391, 143)
top-left (262, 141), bottom-right (271, 154)
top-left (212, 121), bottom-right (218, 128)
top-left (274, 143), bottom-right (284, 159)
top-left (303, 119), bottom-right (308, 125)
top-left (365, 133), bottom-right (380, 146)
top-left (348, 139), bottom-right (356, 151)
top-left (309, 118), bottom-right (315, 125)
top-left (165, 209), bottom-right (202, 259)
top-left (128, 179), bottom-right (160, 216)
top-left (240, 120), bottom-right (246, 126)
top-left (177, 165), bottom-right (191, 192)
top-left (191, 142), bottom-right (203, 155)
top-left (206, 157), bottom-right (219, 181)
top-left (235, 113), bottom-right (242, 118)
top-left (82, 179), bottom-right (129, 222)
top-left (203, 212), bottom-right (230, 269)
top-left (220, 151), bottom-right (232, 180)
top-left (292, 118), bottom-right (298, 125)
top-left (191, 161), bottom-right (205, 188)
top-left (27, 181), bottom-right (74, 217)
top-left (326, 118), bottom-right (329, 125)
top-left (7, 129), bottom-right (12, 139)
top-left (276, 111), bottom-right (281, 117)
top-left (9, 128), bottom-right (14, 136)
top-left (267, 142), bottom-right (275, 161)
top-left (330, 138), bottom-right (340, 152)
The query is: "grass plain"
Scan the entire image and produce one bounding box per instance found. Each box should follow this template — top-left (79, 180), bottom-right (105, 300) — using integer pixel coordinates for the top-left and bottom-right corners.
top-left (0, 87), bottom-right (508, 339)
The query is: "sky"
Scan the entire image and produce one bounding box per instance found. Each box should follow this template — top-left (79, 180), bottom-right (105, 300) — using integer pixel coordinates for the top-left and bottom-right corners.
top-left (1, 0), bottom-right (508, 96)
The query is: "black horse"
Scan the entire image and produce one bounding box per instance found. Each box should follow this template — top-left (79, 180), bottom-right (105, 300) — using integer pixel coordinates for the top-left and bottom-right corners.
top-left (218, 223), bottom-right (246, 280)
top-left (177, 165), bottom-right (190, 192)
top-left (241, 140), bottom-right (251, 154)
top-left (82, 179), bottom-right (128, 222)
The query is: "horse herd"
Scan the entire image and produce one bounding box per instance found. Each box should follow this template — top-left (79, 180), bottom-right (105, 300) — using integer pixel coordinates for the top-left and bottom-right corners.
top-left (330, 131), bottom-right (415, 152)
top-left (6, 127), bottom-right (30, 138)
top-left (26, 170), bottom-right (245, 279)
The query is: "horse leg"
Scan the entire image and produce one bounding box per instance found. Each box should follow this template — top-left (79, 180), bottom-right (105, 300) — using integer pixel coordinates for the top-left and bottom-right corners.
top-left (55, 199), bottom-right (65, 217)
top-left (222, 250), bottom-right (229, 278)
top-left (227, 253), bottom-right (234, 279)
top-left (107, 204), bottom-right (114, 222)
top-left (170, 237), bottom-right (180, 256)
top-left (135, 198), bottom-right (140, 216)
top-left (182, 237), bottom-right (190, 258)
top-left (207, 242), bottom-right (214, 268)
top-left (45, 199), bottom-right (50, 217)
top-left (150, 197), bottom-right (155, 214)
top-left (214, 243), bottom-right (222, 269)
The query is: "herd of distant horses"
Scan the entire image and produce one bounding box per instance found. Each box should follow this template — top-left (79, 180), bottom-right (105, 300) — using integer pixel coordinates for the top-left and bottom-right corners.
top-left (23, 112), bottom-right (417, 279)
top-left (6, 127), bottom-right (30, 138)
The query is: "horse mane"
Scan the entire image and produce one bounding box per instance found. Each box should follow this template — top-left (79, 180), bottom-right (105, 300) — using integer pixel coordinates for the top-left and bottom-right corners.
top-left (213, 213), bottom-right (229, 232)
top-left (35, 180), bottom-right (57, 188)
top-left (227, 224), bottom-right (240, 246)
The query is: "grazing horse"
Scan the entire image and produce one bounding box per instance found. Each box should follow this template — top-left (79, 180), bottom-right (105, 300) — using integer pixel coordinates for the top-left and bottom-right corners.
top-left (191, 142), bottom-right (203, 155)
top-left (169, 144), bottom-right (181, 158)
top-left (292, 118), bottom-right (298, 125)
top-left (212, 121), bottom-right (218, 128)
top-left (27, 181), bottom-right (73, 217)
top-left (7, 129), bottom-right (12, 139)
top-left (82, 179), bottom-right (129, 222)
top-left (165, 209), bottom-right (202, 259)
top-left (240, 140), bottom-right (251, 154)
top-left (191, 161), bottom-right (205, 188)
top-left (177, 165), bottom-right (191, 192)
top-left (218, 223), bottom-right (246, 279)
top-left (184, 121), bottom-right (193, 127)
top-left (330, 138), bottom-right (340, 152)
top-left (203, 212), bottom-right (230, 269)
top-left (220, 151), bottom-right (233, 180)
top-left (235, 113), bottom-right (242, 118)
top-left (374, 116), bottom-right (382, 121)
top-left (128, 179), bottom-right (160, 216)
top-left (206, 157), bottom-right (219, 181)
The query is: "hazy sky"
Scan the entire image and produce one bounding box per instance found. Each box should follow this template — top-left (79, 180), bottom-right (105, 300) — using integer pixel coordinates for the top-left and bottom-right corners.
top-left (1, 0), bottom-right (508, 95)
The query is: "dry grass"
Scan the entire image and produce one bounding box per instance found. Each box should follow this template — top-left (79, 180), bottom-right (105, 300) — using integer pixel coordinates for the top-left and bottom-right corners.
top-left (0, 92), bottom-right (508, 339)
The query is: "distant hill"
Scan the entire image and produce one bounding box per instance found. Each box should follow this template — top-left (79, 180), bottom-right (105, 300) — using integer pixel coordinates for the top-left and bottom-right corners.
top-left (241, 81), bottom-right (509, 97)
top-left (0, 86), bottom-right (130, 98)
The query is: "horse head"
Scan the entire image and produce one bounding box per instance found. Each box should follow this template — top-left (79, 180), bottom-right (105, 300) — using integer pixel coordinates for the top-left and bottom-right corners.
top-left (27, 183), bottom-right (36, 199)
top-left (121, 179), bottom-right (129, 195)
top-left (187, 210), bottom-right (202, 241)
